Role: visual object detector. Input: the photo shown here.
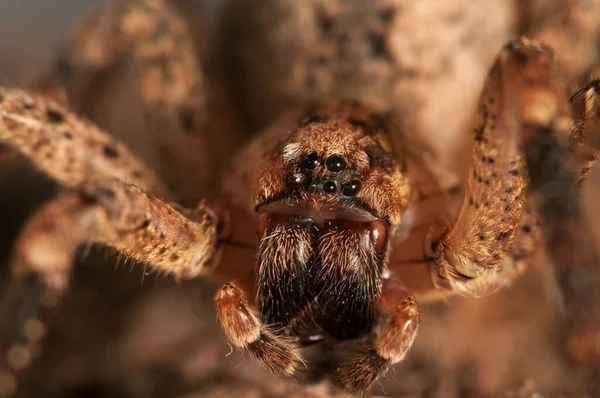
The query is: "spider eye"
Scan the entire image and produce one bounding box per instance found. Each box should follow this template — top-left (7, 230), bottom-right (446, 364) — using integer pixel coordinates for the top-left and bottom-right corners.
top-left (323, 180), bottom-right (337, 194)
top-left (284, 172), bottom-right (303, 191)
top-left (302, 152), bottom-right (319, 171)
top-left (325, 155), bottom-right (345, 172)
top-left (341, 180), bottom-right (361, 196)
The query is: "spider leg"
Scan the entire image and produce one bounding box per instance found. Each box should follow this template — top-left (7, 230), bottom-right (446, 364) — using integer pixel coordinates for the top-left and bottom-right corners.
top-left (335, 282), bottom-right (421, 394)
top-left (213, 281), bottom-right (303, 376)
top-left (0, 178), bottom-right (225, 395)
top-left (0, 87), bottom-right (256, 396)
top-left (35, 0), bottom-right (243, 202)
top-left (426, 40), bottom-right (557, 296)
top-left (426, 38), bottom-right (600, 394)
top-left (491, 78), bottom-right (600, 282)
top-left (427, 38), bottom-right (593, 299)
top-left (0, 87), bottom-right (165, 194)
top-left (524, 88), bottom-right (600, 396)
top-left (569, 80), bottom-right (600, 184)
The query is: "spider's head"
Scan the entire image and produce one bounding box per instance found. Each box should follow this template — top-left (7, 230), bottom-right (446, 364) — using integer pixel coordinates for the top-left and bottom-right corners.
top-left (254, 102), bottom-right (410, 225)
top-left (252, 102), bottom-right (411, 339)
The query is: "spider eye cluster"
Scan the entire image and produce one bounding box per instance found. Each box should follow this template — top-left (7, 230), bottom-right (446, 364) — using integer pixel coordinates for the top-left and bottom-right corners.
top-left (301, 152), bottom-right (319, 171)
top-left (325, 155), bottom-right (345, 172)
top-left (341, 180), bottom-right (361, 196)
top-left (296, 152), bottom-right (362, 197)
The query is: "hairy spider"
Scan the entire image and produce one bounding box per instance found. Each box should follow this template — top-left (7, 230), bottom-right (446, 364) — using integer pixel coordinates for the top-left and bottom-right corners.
top-left (1, 1), bottom-right (600, 397)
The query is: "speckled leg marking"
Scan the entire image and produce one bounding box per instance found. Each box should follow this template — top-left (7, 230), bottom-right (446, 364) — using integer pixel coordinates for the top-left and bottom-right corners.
top-left (336, 284), bottom-right (421, 394)
top-left (428, 41), bottom-right (532, 296)
top-left (0, 87), bottom-right (164, 194)
top-left (0, 179), bottom-right (221, 396)
top-left (36, 0), bottom-right (242, 201)
top-left (430, 40), bottom-right (579, 297)
top-left (0, 87), bottom-right (228, 396)
top-left (213, 282), bottom-right (303, 376)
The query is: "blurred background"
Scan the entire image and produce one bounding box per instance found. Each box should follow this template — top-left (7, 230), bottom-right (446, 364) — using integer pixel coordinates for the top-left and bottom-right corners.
top-left (0, 1), bottom-right (600, 397)
top-left (0, 1), bottom-right (110, 86)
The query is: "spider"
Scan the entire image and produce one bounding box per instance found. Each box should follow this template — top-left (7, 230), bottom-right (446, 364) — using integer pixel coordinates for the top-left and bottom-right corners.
top-left (0, 0), bottom-right (600, 397)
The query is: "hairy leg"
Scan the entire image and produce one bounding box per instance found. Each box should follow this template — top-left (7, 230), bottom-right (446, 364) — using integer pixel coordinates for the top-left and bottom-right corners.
top-left (423, 37), bottom-right (600, 395)
top-left (569, 80), bottom-right (600, 183)
top-left (35, 0), bottom-right (243, 202)
top-left (0, 178), bottom-right (223, 396)
top-left (213, 282), bottom-right (303, 376)
top-left (389, 66), bottom-right (600, 298)
top-left (428, 39), bottom-right (600, 299)
top-left (336, 281), bottom-right (421, 394)
top-left (0, 87), bottom-right (164, 194)
top-left (427, 40), bottom-right (554, 296)
top-left (0, 85), bottom-right (252, 396)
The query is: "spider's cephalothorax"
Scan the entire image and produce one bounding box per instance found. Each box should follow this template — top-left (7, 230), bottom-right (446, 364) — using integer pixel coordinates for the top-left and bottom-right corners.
top-left (254, 104), bottom-right (408, 341)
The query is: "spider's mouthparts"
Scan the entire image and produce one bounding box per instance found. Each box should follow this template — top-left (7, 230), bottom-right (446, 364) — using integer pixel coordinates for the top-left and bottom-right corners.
top-left (257, 210), bottom-right (388, 252)
top-left (257, 199), bottom-right (380, 225)
top-left (255, 209), bottom-right (387, 339)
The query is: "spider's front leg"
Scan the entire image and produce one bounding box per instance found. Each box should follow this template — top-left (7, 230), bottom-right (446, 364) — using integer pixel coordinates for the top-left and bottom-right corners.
top-left (428, 39), bottom-right (573, 297)
top-left (426, 38), bottom-right (600, 394)
top-left (430, 40), bottom-right (600, 298)
top-left (0, 88), bottom-right (248, 396)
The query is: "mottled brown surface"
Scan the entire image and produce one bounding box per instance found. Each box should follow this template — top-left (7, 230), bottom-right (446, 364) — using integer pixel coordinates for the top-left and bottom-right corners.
top-left (1, 1), bottom-right (600, 398)
top-left (216, 0), bottom-right (514, 169)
